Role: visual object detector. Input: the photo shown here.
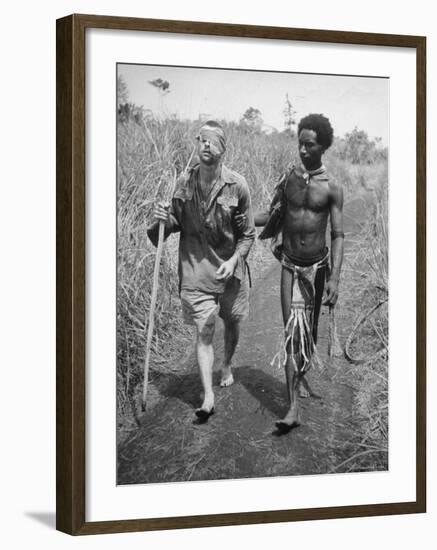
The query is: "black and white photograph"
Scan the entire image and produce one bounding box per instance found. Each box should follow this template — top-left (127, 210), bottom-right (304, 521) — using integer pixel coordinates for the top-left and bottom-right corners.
top-left (1, 0), bottom-right (432, 544)
top-left (116, 63), bottom-right (389, 485)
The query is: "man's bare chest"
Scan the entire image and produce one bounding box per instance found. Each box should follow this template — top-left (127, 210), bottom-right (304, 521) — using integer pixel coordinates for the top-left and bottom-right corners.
top-left (285, 179), bottom-right (330, 212)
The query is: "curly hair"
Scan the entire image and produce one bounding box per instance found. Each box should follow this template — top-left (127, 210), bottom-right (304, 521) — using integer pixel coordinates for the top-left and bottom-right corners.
top-left (298, 114), bottom-right (334, 150)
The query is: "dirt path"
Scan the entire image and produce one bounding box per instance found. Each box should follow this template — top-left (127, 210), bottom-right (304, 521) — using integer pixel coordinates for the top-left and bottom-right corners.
top-left (118, 255), bottom-right (361, 484)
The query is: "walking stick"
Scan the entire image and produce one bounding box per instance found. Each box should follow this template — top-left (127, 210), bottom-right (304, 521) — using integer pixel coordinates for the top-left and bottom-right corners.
top-left (141, 150), bottom-right (195, 411)
top-left (141, 219), bottom-right (165, 411)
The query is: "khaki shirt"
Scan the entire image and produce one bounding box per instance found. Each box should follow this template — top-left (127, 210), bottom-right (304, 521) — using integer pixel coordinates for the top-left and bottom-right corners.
top-left (147, 163), bottom-right (255, 294)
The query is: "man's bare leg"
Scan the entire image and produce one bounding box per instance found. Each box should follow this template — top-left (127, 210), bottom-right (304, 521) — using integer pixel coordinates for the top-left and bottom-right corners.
top-left (297, 374), bottom-right (312, 398)
top-left (278, 267), bottom-right (301, 430)
top-left (296, 264), bottom-right (325, 399)
top-left (195, 322), bottom-right (215, 420)
top-left (220, 319), bottom-right (239, 387)
top-left (276, 354), bottom-right (301, 431)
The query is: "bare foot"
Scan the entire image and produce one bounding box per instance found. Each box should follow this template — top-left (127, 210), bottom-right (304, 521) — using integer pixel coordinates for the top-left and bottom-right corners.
top-left (297, 376), bottom-right (312, 398)
top-left (220, 365), bottom-right (234, 387)
top-left (275, 407), bottom-right (301, 433)
top-left (199, 392), bottom-right (214, 411)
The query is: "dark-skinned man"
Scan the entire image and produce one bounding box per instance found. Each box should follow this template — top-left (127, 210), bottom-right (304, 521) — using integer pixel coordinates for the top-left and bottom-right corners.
top-left (252, 113), bottom-right (344, 432)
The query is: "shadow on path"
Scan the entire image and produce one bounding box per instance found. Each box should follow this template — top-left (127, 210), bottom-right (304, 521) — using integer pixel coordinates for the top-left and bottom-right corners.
top-left (234, 365), bottom-right (287, 419)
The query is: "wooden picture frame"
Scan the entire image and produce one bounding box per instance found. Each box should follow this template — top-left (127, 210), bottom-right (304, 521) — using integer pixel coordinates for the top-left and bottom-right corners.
top-left (56, 13), bottom-right (426, 535)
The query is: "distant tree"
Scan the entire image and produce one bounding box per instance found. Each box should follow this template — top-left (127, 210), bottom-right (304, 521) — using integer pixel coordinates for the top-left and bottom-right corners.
top-left (283, 93), bottom-right (296, 135)
top-left (148, 78), bottom-right (171, 95)
top-left (336, 127), bottom-right (388, 164)
top-left (240, 107), bottom-right (263, 131)
top-left (117, 75), bottom-right (129, 106)
top-left (342, 127), bottom-right (377, 164)
top-left (118, 103), bottom-right (145, 125)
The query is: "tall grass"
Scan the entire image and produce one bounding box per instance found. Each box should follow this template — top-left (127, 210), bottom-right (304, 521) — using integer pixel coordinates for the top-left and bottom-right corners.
top-left (333, 180), bottom-right (389, 472)
top-left (117, 117), bottom-right (194, 428)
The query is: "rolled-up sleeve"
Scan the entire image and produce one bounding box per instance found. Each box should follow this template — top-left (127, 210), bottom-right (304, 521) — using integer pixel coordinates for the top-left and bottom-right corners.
top-left (236, 180), bottom-right (256, 259)
top-left (233, 180), bottom-right (255, 281)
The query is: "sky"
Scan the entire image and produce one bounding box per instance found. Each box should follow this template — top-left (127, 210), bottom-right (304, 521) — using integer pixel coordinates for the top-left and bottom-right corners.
top-left (118, 63), bottom-right (389, 145)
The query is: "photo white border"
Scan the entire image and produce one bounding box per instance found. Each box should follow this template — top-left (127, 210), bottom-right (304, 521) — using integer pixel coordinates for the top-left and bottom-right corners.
top-left (86, 28), bottom-right (416, 522)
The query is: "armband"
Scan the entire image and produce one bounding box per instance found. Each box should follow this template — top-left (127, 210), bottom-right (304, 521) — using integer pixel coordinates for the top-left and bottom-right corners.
top-left (331, 230), bottom-right (345, 240)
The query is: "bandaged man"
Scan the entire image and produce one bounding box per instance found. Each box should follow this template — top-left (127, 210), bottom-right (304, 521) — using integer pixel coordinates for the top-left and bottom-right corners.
top-left (148, 121), bottom-right (255, 422)
top-left (254, 114), bottom-right (344, 432)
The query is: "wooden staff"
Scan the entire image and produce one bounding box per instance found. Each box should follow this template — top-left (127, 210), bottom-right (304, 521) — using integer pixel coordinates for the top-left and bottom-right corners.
top-left (141, 219), bottom-right (165, 411)
top-left (141, 150), bottom-right (195, 411)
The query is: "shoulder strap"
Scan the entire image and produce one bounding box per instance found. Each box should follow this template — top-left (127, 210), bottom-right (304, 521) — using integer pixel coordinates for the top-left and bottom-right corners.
top-left (275, 163), bottom-right (295, 198)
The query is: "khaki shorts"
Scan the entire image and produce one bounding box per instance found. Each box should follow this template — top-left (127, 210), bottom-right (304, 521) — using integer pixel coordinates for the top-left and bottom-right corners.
top-left (180, 277), bottom-right (249, 335)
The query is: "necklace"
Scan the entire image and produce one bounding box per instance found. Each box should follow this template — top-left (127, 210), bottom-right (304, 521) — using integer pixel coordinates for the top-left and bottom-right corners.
top-left (303, 165), bottom-right (326, 185)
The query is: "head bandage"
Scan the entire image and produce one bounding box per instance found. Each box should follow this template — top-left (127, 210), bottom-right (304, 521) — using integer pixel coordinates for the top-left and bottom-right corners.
top-left (196, 124), bottom-right (226, 157)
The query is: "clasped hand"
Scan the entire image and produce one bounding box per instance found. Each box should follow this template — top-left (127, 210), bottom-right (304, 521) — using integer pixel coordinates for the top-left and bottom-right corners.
top-left (216, 257), bottom-right (237, 281)
top-left (153, 201), bottom-right (170, 224)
